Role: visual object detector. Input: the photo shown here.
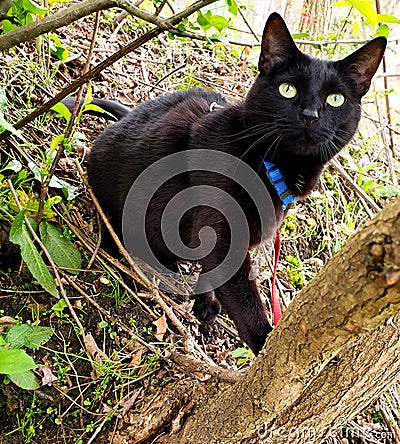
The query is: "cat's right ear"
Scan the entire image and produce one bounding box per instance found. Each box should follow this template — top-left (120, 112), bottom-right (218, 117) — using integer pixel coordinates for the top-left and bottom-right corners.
top-left (259, 13), bottom-right (300, 75)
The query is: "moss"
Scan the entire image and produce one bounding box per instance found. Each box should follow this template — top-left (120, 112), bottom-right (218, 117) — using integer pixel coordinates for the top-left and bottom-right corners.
top-left (285, 255), bottom-right (304, 289)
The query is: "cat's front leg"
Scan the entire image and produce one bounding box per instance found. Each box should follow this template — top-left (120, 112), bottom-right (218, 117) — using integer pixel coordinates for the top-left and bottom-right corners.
top-left (193, 275), bottom-right (222, 324)
top-left (194, 253), bottom-right (272, 355)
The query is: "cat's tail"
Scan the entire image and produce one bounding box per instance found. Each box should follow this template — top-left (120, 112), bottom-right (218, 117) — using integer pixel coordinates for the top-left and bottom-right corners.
top-left (60, 97), bottom-right (131, 121)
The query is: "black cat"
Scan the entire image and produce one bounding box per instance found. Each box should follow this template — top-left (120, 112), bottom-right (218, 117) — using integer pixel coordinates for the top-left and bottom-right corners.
top-left (66, 13), bottom-right (386, 355)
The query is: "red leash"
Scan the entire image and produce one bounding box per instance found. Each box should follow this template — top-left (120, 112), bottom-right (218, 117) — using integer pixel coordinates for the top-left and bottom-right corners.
top-left (272, 229), bottom-right (283, 326)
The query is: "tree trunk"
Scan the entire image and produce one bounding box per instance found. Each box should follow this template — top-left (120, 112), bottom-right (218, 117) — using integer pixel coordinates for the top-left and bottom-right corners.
top-left (167, 196), bottom-right (400, 443)
top-left (299, 0), bottom-right (332, 37)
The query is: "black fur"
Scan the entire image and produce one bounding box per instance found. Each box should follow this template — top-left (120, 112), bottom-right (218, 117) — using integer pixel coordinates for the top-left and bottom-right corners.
top-left (64, 13), bottom-right (386, 355)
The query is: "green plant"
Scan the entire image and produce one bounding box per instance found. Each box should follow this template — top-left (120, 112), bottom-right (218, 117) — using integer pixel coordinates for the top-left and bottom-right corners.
top-left (9, 211), bottom-right (83, 296)
top-left (232, 346), bottom-right (252, 365)
top-left (2, 0), bottom-right (71, 62)
top-left (12, 392), bottom-right (45, 442)
top-left (285, 255), bottom-right (305, 289)
top-left (0, 322), bottom-right (53, 389)
top-left (0, 89), bottom-right (25, 140)
top-left (2, 0), bottom-right (48, 32)
top-left (334, 0), bottom-right (400, 37)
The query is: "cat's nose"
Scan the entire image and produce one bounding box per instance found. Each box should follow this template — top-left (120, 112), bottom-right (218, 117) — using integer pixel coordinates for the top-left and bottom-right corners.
top-left (300, 108), bottom-right (319, 125)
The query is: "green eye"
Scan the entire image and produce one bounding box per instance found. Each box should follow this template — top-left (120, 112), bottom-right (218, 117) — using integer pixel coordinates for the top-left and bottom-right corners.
top-left (279, 82), bottom-right (297, 99)
top-left (326, 93), bottom-right (345, 107)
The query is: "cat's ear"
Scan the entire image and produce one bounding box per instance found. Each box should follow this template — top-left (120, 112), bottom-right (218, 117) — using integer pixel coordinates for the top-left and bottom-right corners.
top-left (337, 37), bottom-right (386, 96)
top-left (259, 13), bottom-right (300, 75)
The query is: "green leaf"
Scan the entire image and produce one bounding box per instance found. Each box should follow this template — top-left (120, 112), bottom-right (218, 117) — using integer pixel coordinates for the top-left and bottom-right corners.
top-left (22, 0), bottom-right (48, 15)
top-left (47, 34), bottom-right (69, 61)
top-left (376, 13), bottom-right (400, 24)
top-left (83, 103), bottom-right (105, 114)
top-left (0, 114), bottom-right (25, 141)
top-left (336, 0), bottom-right (378, 26)
top-left (39, 221), bottom-right (82, 274)
top-left (48, 175), bottom-right (79, 200)
top-left (292, 32), bottom-right (310, 39)
top-left (226, 0), bottom-right (238, 16)
top-left (9, 211), bottom-right (59, 297)
top-left (210, 33), bottom-right (229, 43)
top-left (0, 349), bottom-right (36, 374)
top-left (51, 299), bottom-right (67, 314)
top-left (9, 370), bottom-right (39, 390)
top-left (232, 347), bottom-right (249, 358)
top-left (6, 325), bottom-right (53, 349)
top-left (375, 24), bottom-right (389, 38)
top-left (197, 10), bottom-right (212, 31)
top-left (1, 20), bottom-right (18, 33)
top-left (373, 185), bottom-right (399, 198)
top-left (49, 134), bottom-right (65, 156)
top-left (208, 15), bottom-right (228, 31)
top-left (2, 159), bottom-right (22, 173)
top-left (51, 103), bottom-right (71, 122)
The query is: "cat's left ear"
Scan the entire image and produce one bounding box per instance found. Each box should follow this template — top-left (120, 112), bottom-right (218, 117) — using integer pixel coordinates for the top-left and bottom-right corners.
top-left (337, 37), bottom-right (387, 96)
top-left (259, 13), bottom-right (300, 75)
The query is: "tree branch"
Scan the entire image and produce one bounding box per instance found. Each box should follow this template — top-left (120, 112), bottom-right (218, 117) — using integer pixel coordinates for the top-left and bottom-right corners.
top-left (0, 0), bottom-right (117, 51)
top-left (172, 196), bottom-right (400, 443)
top-left (0, 0), bottom-right (216, 51)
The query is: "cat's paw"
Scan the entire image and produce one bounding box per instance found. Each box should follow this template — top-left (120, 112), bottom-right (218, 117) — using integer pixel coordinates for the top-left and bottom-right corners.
top-left (238, 320), bottom-right (273, 356)
top-left (192, 292), bottom-right (221, 324)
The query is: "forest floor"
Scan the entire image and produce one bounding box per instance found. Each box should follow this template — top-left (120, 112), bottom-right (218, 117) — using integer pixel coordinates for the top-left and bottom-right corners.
top-left (0, 6), bottom-right (399, 444)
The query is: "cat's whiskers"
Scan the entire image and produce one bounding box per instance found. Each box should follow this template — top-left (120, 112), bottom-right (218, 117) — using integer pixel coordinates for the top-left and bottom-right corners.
top-left (219, 122), bottom-right (280, 146)
top-left (326, 139), bottom-right (340, 162)
top-left (243, 110), bottom-right (281, 118)
top-left (294, 174), bottom-right (306, 193)
top-left (269, 134), bottom-right (285, 162)
top-left (257, 133), bottom-right (285, 174)
top-left (240, 127), bottom-right (281, 159)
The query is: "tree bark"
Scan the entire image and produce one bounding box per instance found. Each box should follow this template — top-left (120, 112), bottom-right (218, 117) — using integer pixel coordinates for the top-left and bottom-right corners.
top-left (166, 196), bottom-right (400, 443)
top-left (299, 0), bottom-right (332, 37)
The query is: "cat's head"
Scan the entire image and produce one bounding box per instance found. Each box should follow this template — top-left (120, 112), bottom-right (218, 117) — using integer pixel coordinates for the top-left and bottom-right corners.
top-left (244, 13), bottom-right (386, 162)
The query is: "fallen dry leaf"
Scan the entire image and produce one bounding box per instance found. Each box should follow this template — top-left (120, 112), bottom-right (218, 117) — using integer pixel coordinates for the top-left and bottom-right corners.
top-left (131, 345), bottom-right (145, 367)
top-left (152, 314), bottom-right (167, 341)
top-left (83, 333), bottom-right (108, 361)
top-left (38, 364), bottom-right (57, 386)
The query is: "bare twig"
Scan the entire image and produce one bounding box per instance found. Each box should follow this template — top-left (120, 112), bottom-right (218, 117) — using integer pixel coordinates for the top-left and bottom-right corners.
top-left (87, 212), bottom-right (102, 269)
top-left (331, 158), bottom-right (381, 215)
top-left (63, 273), bottom-right (237, 382)
top-left (237, 6), bottom-right (258, 41)
top-left (379, 399), bottom-right (400, 442)
top-left (375, 0), bottom-right (395, 157)
top-left (374, 95), bottom-right (398, 187)
top-left (62, 273), bottom-right (158, 353)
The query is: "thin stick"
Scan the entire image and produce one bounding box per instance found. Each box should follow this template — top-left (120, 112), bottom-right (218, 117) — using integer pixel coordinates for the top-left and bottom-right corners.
top-left (331, 159), bottom-right (381, 215)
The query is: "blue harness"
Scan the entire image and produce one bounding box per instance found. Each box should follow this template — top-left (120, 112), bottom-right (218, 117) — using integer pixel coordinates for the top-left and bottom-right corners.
top-left (262, 160), bottom-right (297, 210)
